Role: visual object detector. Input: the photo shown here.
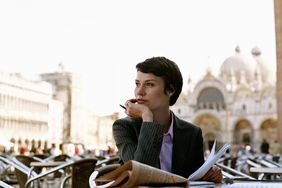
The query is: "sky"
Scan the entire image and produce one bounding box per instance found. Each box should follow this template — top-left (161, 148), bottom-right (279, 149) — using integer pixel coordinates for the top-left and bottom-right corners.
top-left (0, 0), bottom-right (277, 115)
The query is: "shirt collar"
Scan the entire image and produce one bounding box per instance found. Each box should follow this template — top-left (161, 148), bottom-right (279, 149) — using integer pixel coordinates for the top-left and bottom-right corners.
top-left (164, 111), bottom-right (174, 137)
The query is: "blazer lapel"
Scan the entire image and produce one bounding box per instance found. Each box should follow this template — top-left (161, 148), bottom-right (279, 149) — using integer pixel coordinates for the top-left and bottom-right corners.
top-left (171, 116), bottom-right (193, 175)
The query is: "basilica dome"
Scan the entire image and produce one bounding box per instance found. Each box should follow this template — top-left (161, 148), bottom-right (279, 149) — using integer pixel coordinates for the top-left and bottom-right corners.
top-left (220, 46), bottom-right (256, 84)
top-left (251, 46), bottom-right (274, 84)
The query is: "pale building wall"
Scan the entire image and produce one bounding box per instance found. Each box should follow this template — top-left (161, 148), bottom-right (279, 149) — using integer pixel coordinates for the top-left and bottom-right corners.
top-left (274, 0), bottom-right (282, 144)
top-left (0, 71), bottom-right (63, 151)
top-left (40, 72), bottom-right (84, 143)
top-left (82, 112), bottom-right (119, 153)
top-left (69, 73), bottom-right (84, 143)
top-left (48, 99), bottom-right (64, 144)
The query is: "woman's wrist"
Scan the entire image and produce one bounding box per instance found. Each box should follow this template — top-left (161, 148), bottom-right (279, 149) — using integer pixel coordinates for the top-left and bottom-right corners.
top-left (142, 110), bottom-right (153, 122)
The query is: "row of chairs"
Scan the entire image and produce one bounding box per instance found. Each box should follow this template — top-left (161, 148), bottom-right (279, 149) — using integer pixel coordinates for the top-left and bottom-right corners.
top-left (217, 154), bottom-right (282, 182)
top-left (0, 154), bottom-right (120, 188)
top-left (2, 153), bottom-right (281, 187)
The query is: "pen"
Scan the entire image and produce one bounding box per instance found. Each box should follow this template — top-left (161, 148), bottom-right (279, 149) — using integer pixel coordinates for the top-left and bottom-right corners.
top-left (119, 104), bottom-right (126, 110)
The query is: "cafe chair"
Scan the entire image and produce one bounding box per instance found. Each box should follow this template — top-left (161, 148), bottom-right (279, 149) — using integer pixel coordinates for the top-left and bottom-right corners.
top-left (32, 154), bottom-right (49, 162)
top-left (0, 180), bottom-right (14, 188)
top-left (0, 155), bottom-right (18, 186)
top-left (12, 155), bottom-right (41, 188)
top-left (216, 162), bottom-right (256, 181)
top-left (246, 158), bottom-right (263, 179)
top-left (24, 157), bottom-right (96, 188)
top-left (60, 157), bottom-right (97, 188)
top-left (263, 158), bottom-right (282, 168)
top-left (95, 155), bottom-right (120, 168)
top-left (25, 159), bottom-right (75, 188)
top-left (51, 154), bottom-right (71, 179)
top-left (272, 155), bottom-right (280, 163)
top-left (89, 163), bottom-right (121, 188)
top-left (53, 154), bottom-right (71, 162)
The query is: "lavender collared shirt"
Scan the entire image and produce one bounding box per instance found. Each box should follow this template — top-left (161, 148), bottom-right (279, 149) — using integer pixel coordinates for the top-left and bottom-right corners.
top-left (159, 112), bottom-right (174, 172)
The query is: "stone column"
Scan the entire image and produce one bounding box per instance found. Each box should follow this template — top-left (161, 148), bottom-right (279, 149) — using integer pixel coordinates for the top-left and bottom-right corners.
top-left (253, 129), bottom-right (262, 152)
top-left (274, 0), bottom-right (282, 144)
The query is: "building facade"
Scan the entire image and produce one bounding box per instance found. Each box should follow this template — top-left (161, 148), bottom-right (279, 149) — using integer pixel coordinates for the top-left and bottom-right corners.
top-left (40, 71), bottom-right (83, 143)
top-left (0, 71), bottom-right (63, 152)
top-left (171, 46), bottom-right (277, 152)
top-left (83, 112), bottom-right (119, 154)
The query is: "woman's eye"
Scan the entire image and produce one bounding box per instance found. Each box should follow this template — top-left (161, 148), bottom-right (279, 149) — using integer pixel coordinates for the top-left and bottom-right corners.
top-left (145, 83), bottom-right (154, 87)
top-left (135, 82), bottom-right (141, 87)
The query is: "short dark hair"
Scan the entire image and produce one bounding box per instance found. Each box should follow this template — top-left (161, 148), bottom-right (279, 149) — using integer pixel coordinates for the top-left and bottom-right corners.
top-left (136, 57), bottom-right (183, 105)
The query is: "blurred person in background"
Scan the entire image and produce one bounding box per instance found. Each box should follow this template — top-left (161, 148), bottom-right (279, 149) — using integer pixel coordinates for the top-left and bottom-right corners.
top-left (260, 139), bottom-right (270, 154)
top-left (50, 143), bottom-right (61, 156)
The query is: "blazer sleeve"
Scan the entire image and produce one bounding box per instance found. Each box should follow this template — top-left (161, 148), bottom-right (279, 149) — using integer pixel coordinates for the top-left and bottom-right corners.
top-left (113, 118), bottom-right (165, 168)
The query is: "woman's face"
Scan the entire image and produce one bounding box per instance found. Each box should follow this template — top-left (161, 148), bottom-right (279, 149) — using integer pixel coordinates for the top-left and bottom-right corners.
top-left (134, 71), bottom-right (171, 111)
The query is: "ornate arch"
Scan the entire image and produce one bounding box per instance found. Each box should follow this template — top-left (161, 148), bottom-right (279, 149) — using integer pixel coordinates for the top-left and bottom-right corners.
top-left (196, 87), bottom-right (225, 110)
top-left (260, 118), bottom-right (278, 143)
top-left (234, 119), bottom-right (253, 145)
top-left (194, 113), bottom-right (221, 151)
top-left (191, 79), bottom-right (227, 108)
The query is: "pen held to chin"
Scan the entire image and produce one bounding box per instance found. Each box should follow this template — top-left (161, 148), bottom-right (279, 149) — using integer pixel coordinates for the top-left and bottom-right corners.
top-left (119, 104), bottom-right (127, 110)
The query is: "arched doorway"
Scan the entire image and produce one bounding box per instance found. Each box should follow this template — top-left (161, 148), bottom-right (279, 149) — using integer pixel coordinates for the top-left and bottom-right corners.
top-left (194, 114), bottom-right (221, 151)
top-left (234, 119), bottom-right (253, 145)
top-left (260, 119), bottom-right (278, 143)
top-left (205, 132), bottom-right (216, 151)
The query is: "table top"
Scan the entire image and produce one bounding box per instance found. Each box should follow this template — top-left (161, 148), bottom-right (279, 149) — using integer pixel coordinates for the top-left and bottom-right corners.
top-left (250, 167), bottom-right (282, 174)
top-left (220, 181), bottom-right (282, 188)
top-left (30, 161), bottom-right (66, 167)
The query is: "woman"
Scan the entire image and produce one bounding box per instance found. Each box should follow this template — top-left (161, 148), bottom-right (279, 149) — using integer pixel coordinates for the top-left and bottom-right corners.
top-left (113, 56), bottom-right (222, 183)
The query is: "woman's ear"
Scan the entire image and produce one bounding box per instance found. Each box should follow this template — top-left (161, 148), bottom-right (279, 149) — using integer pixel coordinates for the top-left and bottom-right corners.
top-left (169, 90), bottom-right (175, 96)
top-left (167, 86), bottom-right (175, 96)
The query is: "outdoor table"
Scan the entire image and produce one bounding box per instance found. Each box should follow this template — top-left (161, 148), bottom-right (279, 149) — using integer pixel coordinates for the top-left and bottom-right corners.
top-left (30, 161), bottom-right (66, 168)
top-left (250, 167), bottom-right (282, 175)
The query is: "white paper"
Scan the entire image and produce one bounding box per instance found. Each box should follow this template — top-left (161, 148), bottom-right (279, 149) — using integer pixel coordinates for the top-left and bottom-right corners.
top-left (188, 139), bottom-right (231, 181)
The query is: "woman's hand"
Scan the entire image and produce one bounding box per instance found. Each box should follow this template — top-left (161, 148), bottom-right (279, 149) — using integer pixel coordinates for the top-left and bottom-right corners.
top-left (201, 165), bottom-right (223, 183)
top-left (124, 99), bottom-right (153, 122)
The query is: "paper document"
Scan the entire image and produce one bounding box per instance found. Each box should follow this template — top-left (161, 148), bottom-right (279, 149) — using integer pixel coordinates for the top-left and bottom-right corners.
top-left (188, 139), bottom-right (231, 181)
top-left (92, 160), bottom-right (189, 188)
